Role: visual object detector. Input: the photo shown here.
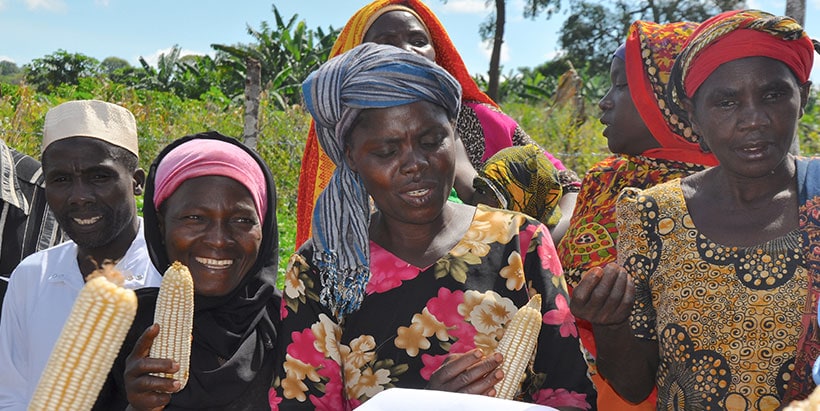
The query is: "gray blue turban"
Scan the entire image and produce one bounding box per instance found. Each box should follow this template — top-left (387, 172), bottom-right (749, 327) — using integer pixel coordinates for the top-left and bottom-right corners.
top-left (302, 42), bottom-right (462, 318)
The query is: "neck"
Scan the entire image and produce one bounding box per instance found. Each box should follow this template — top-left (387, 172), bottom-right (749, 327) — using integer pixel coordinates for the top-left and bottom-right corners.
top-left (718, 156), bottom-right (796, 208)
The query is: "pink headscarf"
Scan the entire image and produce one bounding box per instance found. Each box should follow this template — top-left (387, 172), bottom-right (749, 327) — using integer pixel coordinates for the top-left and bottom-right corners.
top-left (152, 139), bottom-right (268, 224)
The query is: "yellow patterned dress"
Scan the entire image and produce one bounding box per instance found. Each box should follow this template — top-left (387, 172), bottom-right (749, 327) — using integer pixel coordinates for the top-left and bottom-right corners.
top-left (617, 179), bottom-right (808, 410)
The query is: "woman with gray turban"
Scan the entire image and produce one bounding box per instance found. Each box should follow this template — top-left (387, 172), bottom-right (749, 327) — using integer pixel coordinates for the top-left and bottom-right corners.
top-left (271, 43), bottom-right (595, 410)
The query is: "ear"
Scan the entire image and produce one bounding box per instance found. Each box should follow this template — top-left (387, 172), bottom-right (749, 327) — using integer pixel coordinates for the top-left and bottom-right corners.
top-left (132, 168), bottom-right (146, 196)
top-left (681, 97), bottom-right (700, 135)
top-left (681, 97), bottom-right (710, 153)
top-left (799, 81), bottom-right (812, 118)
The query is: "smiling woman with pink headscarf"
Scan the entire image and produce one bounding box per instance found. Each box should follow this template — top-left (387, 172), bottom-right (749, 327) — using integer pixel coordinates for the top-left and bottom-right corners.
top-left (94, 131), bottom-right (280, 411)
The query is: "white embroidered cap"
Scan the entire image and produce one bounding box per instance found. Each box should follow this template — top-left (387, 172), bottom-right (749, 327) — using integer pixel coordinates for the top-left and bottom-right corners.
top-left (42, 100), bottom-right (138, 156)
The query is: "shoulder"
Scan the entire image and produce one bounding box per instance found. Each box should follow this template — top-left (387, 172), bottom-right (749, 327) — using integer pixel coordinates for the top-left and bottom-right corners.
top-left (10, 149), bottom-right (44, 186)
top-left (13, 241), bottom-right (77, 273)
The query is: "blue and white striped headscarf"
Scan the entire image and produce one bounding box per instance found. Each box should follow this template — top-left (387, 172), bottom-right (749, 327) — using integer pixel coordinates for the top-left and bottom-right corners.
top-left (302, 42), bottom-right (462, 319)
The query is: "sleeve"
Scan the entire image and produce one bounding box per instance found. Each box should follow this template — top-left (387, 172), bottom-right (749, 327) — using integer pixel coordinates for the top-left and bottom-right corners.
top-left (271, 248), bottom-right (346, 411)
top-left (616, 187), bottom-right (657, 341)
top-left (0, 269), bottom-right (33, 411)
top-left (518, 220), bottom-right (596, 409)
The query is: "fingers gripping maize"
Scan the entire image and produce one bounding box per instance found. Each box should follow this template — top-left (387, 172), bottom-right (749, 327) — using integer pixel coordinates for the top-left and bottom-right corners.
top-left (495, 294), bottom-right (542, 400)
top-left (28, 265), bottom-right (137, 411)
top-left (149, 261), bottom-right (194, 391)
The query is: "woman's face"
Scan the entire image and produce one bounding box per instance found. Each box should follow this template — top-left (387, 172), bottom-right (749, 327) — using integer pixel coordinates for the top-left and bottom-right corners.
top-left (345, 100), bottom-right (456, 226)
top-left (159, 175), bottom-right (262, 297)
top-left (598, 57), bottom-right (658, 155)
top-left (363, 10), bottom-right (436, 62)
top-left (687, 56), bottom-right (809, 178)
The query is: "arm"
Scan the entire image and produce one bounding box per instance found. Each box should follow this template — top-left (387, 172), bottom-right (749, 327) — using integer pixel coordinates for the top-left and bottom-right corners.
top-left (549, 191), bottom-right (577, 245)
top-left (569, 264), bottom-right (658, 403)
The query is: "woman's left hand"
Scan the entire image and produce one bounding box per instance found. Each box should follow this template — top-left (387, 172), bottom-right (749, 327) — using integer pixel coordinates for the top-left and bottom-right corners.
top-left (426, 349), bottom-right (504, 396)
top-left (124, 324), bottom-right (181, 411)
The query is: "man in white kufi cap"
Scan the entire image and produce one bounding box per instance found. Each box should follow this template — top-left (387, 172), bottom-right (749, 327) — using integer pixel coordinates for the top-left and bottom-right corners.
top-left (0, 99), bottom-right (162, 409)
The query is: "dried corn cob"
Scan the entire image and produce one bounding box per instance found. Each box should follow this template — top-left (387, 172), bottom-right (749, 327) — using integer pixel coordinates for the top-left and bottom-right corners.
top-left (28, 264), bottom-right (137, 411)
top-left (149, 261), bottom-right (194, 391)
top-left (495, 294), bottom-right (542, 400)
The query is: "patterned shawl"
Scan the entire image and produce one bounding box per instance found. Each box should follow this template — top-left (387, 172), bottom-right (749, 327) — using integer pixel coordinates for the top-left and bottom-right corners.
top-left (295, 0), bottom-right (498, 248)
top-left (625, 20), bottom-right (718, 166)
top-left (302, 43), bottom-right (461, 318)
top-left (476, 144), bottom-right (563, 227)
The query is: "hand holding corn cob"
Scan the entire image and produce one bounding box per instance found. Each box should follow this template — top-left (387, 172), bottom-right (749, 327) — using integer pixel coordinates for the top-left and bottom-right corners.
top-left (28, 263), bottom-right (138, 411)
top-left (123, 262), bottom-right (194, 410)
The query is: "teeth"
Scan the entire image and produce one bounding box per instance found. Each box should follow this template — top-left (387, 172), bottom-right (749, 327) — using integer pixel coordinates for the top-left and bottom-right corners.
top-left (407, 189), bottom-right (429, 197)
top-left (195, 257), bottom-right (233, 268)
top-left (73, 216), bottom-right (101, 225)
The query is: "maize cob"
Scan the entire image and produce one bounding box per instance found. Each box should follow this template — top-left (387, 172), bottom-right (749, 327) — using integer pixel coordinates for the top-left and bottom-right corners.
top-left (149, 261), bottom-right (194, 391)
top-left (28, 264), bottom-right (137, 411)
top-left (494, 294), bottom-right (542, 400)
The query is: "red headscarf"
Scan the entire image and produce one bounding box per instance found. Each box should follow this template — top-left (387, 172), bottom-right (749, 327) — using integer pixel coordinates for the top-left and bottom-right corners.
top-left (670, 9), bottom-right (814, 104)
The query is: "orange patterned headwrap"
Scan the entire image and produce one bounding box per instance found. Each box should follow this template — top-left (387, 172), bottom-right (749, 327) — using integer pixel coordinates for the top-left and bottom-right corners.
top-left (625, 20), bottom-right (718, 166)
top-left (295, 0), bottom-right (496, 248)
top-left (669, 9), bottom-right (814, 105)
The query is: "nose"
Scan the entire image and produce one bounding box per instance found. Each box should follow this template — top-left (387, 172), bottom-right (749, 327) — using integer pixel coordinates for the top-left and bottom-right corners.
top-left (400, 148), bottom-right (429, 177)
top-left (598, 88), bottom-right (614, 111)
top-left (738, 100), bottom-right (771, 130)
top-left (67, 181), bottom-right (94, 206)
top-left (202, 220), bottom-right (233, 248)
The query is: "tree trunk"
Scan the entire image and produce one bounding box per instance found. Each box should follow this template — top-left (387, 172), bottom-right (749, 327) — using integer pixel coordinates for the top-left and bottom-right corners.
top-left (243, 57), bottom-right (261, 150)
top-left (785, 0), bottom-right (805, 26)
top-left (488, 0), bottom-right (505, 101)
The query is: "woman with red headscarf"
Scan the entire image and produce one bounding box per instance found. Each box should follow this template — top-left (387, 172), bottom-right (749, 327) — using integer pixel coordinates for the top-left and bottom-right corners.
top-left (294, 0), bottom-right (580, 249)
top-left (570, 9), bottom-right (820, 408)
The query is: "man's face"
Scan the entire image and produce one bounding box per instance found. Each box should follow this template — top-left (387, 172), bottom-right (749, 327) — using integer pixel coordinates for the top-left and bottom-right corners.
top-left (42, 137), bottom-right (142, 250)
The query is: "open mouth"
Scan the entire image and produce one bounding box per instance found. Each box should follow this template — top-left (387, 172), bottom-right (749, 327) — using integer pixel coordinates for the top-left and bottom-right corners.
top-left (406, 188), bottom-right (430, 197)
top-left (72, 216), bottom-right (101, 226)
top-left (195, 257), bottom-right (234, 270)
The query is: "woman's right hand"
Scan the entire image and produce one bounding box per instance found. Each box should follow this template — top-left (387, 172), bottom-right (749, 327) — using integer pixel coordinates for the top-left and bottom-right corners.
top-left (569, 263), bottom-right (635, 326)
top-left (426, 349), bottom-right (504, 396)
top-left (124, 324), bottom-right (181, 411)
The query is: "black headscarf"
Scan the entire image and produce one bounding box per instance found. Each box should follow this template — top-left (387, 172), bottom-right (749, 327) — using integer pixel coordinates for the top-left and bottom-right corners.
top-left (114, 132), bottom-right (279, 410)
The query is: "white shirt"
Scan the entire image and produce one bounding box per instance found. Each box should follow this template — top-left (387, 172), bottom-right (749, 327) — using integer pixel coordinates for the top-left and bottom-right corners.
top-left (0, 217), bottom-right (161, 410)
